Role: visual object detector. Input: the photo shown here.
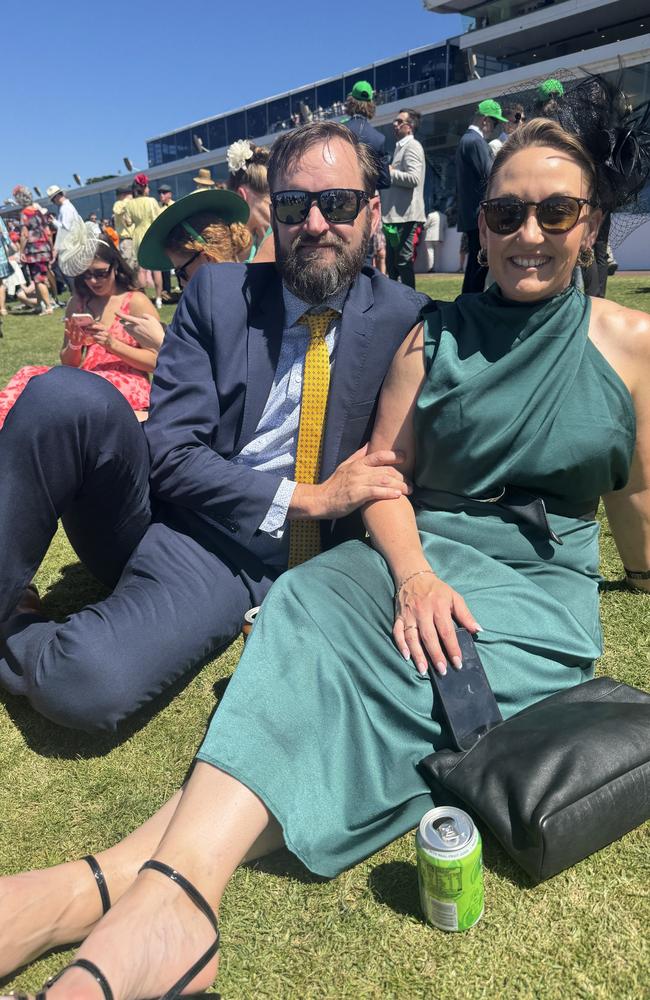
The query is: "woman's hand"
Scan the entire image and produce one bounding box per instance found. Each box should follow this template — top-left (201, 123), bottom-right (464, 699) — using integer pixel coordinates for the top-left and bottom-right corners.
top-left (393, 571), bottom-right (482, 676)
top-left (64, 317), bottom-right (93, 348)
top-left (88, 323), bottom-right (114, 351)
top-left (114, 311), bottom-right (164, 352)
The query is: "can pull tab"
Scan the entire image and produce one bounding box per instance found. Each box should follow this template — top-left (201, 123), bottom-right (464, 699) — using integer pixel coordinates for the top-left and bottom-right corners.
top-left (432, 817), bottom-right (461, 846)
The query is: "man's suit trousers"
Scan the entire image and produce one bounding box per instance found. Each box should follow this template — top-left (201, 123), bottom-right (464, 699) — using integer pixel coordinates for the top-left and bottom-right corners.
top-left (0, 368), bottom-right (276, 732)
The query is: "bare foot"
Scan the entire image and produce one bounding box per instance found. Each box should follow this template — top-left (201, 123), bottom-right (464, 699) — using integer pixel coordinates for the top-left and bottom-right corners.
top-left (0, 861), bottom-right (104, 978)
top-left (41, 867), bottom-right (219, 1000)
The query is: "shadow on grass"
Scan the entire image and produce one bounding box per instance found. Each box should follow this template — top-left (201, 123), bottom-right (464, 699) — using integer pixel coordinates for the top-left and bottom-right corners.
top-left (248, 848), bottom-right (328, 885)
top-left (599, 578), bottom-right (633, 592)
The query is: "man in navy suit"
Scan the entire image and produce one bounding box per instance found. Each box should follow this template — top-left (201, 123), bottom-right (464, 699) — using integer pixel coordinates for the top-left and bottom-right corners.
top-left (341, 81), bottom-right (391, 190)
top-left (455, 98), bottom-right (508, 293)
top-left (0, 122), bottom-right (428, 732)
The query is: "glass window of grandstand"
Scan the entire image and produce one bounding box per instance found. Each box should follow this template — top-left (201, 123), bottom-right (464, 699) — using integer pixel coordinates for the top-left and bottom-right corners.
top-left (409, 46), bottom-right (451, 94)
top-left (225, 111), bottom-right (247, 145)
top-left (316, 78), bottom-right (344, 115)
top-left (375, 56), bottom-right (411, 105)
top-left (464, 0), bottom-right (563, 31)
top-left (175, 130), bottom-right (193, 160)
top-left (268, 96), bottom-right (291, 133)
top-left (208, 118), bottom-right (227, 151)
top-left (70, 196), bottom-right (101, 220)
top-left (190, 123), bottom-right (210, 156)
top-left (291, 88), bottom-right (317, 123)
top-left (175, 170), bottom-right (198, 198)
top-left (246, 103), bottom-right (268, 140)
top-left (148, 140), bottom-right (163, 167)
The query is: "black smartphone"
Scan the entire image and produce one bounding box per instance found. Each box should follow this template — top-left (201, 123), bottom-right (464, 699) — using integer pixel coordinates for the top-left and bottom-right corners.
top-left (429, 628), bottom-right (503, 751)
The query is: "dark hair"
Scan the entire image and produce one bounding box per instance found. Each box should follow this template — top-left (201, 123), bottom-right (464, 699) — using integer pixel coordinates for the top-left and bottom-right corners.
top-left (502, 103), bottom-right (525, 123)
top-left (487, 118), bottom-right (598, 201)
top-left (400, 108), bottom-right (421, 132)
top-left (227, 142), bottom-right (270, 196)
top-left (268, 121), bottom-right (379, 196)
top-left (73, 238), bottom-right (138, 297)
top-left (345, 95), bottom-right (376, 120)
top-left (132, 181), bottom-right (148, 197)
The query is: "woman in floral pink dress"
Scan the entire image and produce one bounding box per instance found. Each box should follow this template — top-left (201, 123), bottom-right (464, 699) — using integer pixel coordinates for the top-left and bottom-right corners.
top-left (0, 234), bottom-right (163, 429)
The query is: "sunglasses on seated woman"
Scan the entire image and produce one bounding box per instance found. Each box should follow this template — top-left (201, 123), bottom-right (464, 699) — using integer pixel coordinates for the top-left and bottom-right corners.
top-left (271, 188), bottom-right (370, 225)
top-left (175, 248), bottom-right (204, 283)
top-left (481, 196), bottom-right (595, 235)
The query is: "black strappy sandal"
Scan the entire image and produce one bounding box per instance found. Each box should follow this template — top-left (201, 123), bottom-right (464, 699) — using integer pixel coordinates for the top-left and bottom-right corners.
top-left (82, 855), bottom-right (112, 917)
top-left (10, 860), bottom-right (219, 1000)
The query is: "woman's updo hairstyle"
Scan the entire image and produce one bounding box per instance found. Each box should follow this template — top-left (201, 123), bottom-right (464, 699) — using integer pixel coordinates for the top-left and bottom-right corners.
top-left (164, 212), bottom-right (252, 263)
top-left (226, 140), bottom-right (270, 196)
top-left (487, 118), bottom-right (598, 203)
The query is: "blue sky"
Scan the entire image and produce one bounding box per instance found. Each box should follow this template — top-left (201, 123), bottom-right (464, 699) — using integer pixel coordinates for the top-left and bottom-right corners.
top-left (2, 0), bottom-right (461, 202)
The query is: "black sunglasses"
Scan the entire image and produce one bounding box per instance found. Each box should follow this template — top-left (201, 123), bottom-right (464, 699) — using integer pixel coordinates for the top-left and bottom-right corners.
top-left (175, 248), bottom-right (204, 283)
top-left (481, 196), bottom-right (594, 235)
top-left (82, 266), bottom-right (112, 281)
top-left (271, 188), bottom-right (370, 225)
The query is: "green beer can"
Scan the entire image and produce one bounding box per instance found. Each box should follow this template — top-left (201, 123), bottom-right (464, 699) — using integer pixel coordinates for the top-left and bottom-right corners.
top-left (416, 806), bottom-right (484, 932)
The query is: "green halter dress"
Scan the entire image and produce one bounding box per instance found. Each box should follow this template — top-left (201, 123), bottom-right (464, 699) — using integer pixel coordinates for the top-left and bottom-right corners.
top-left (197, 284), bottom-right (635, 878)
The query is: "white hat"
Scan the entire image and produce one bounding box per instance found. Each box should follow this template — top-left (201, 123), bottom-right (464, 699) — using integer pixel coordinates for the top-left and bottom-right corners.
top-left (58, 220), bottom-right (110, 276)
top-left (46, 185), bottom-right (64, 200)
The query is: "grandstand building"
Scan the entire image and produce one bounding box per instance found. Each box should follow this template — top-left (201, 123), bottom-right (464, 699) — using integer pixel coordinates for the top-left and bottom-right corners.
top-left (5, 0), bottom-right (650, 269)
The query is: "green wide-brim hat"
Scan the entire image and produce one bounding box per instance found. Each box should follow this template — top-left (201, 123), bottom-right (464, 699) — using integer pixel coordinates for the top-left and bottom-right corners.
top-left (138, 189), bottom-right (250, 270)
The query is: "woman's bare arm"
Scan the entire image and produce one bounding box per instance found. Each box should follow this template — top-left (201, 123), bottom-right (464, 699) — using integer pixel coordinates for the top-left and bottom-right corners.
top-left (363, 323), bottom-right (480, 673)
top-left (599, 307), bottom-right (650, 592)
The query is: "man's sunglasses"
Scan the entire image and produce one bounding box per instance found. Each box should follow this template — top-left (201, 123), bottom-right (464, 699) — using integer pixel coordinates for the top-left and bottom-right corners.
top-left (481, 196), bottom-right (594, 235)
top-left (175, 248), bottom-right (204, 283)
top-left (271, 189), bottom-right (369, 225)
top-left (82, 266), bottom-right (112, 281)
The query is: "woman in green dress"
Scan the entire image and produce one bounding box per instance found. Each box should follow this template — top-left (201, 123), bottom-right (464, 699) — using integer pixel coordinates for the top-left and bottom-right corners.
top-left (2, 119), bottom-right (650, 1000)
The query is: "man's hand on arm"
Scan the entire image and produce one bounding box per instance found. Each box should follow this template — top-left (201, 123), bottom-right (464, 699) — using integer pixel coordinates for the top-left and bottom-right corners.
top-left (288, 444), bottom-right (411, 520)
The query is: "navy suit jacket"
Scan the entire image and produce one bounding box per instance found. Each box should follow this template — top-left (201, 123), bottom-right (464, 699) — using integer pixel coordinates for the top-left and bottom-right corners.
top-left (145, 263), bottom-right (428, 562)
top-left (343, 116), bottom-right (391, 190)
top-left (455, 127), bottom-right (493, 233)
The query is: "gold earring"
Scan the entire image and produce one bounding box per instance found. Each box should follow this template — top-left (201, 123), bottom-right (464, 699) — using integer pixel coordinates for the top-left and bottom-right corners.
top-left (477, 246), bottom-right (489, 267)
top-left (578, 246), bottom-right (595, 268)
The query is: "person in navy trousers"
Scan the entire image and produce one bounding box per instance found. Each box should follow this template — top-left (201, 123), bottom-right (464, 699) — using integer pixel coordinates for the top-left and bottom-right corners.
top-left (0, 122), bottom-right (428, 732)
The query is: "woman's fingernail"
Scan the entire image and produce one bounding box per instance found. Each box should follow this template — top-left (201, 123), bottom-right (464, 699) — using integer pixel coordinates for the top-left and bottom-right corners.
top-left (451, 656), bottom-right (463, 669)
top-left (436, 661), bottom-right (447, 675)
top-left (474, 624), bottom-right (484, 633)
top-left (402, 647), bottom-right (411, 661)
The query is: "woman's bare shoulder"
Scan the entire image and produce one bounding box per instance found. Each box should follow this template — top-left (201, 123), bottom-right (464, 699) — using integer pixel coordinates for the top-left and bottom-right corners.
top-left (590, 297), bottom-right (650, 359)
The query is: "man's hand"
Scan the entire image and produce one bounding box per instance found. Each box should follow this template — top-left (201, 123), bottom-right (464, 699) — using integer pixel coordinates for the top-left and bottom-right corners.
top-left (290, 445), bottom-right (411, 520)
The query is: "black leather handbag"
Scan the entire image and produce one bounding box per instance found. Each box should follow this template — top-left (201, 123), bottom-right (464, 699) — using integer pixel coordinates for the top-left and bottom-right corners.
top-left (419, 676), bottom-right (650, 882)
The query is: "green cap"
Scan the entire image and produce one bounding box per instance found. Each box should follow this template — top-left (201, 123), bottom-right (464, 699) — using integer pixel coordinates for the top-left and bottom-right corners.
top-left (477, 99), bottom-right (509, 123)
top-left (537, 78), bottom-right (565, 99)
top-left (138, 189), bottom-right (249, 271)
top-left (350, 80), bottom-right (374, 102)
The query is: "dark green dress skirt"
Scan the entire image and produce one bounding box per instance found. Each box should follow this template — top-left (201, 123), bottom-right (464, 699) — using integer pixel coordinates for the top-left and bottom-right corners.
top-left (197, 285), bottom-right (635, 877)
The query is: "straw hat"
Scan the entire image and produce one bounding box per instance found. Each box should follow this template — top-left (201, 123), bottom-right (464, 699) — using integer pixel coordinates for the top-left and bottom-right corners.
top-left (192, 168), bottom-right (215, 188)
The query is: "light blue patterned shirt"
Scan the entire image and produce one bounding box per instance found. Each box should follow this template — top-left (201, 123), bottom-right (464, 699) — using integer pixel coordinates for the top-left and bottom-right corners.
top-left (234, 282), bottom-right (349, 565)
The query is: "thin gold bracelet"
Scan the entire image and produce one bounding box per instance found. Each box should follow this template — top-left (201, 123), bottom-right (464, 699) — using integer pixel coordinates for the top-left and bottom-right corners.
top-left (395, 568), bottom-right (437, 601)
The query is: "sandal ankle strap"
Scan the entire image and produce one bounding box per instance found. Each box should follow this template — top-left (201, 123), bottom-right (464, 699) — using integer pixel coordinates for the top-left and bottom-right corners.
top-left (83, 854), bottom-right (112, 915)
top-left (139, 859), bottom-right (220, 1000)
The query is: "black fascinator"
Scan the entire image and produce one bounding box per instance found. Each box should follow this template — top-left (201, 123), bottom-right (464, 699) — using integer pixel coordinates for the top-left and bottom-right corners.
top-left (553, 72), bottom-right (650, 213)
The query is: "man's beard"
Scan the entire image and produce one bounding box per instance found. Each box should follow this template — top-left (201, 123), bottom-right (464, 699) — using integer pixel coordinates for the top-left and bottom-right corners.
top-left (275, 212), bottom-right (372, 305)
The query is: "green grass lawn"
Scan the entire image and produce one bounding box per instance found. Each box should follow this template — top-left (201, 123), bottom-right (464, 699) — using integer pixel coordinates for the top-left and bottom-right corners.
top-left (1, 277), bottom-right (649, 1000)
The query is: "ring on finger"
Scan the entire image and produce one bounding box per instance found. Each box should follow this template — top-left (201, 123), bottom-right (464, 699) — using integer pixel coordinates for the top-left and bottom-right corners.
top-left (403, 625), bottom-right (418, 632)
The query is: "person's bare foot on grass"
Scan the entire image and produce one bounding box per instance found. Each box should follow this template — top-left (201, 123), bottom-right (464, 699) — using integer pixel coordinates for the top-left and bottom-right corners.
top-left (0, 861), bottom-right (105, 979)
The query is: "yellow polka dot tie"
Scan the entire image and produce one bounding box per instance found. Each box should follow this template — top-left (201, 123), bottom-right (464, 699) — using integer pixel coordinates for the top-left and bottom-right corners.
top-left (288, 308), bottom-right (339, 568)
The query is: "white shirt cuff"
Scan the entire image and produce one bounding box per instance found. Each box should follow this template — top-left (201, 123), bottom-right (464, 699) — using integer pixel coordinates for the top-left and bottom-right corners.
top-left (258, 478), bottom-right (298, 536)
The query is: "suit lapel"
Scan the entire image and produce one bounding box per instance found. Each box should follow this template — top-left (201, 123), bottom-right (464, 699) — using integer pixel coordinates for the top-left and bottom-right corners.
top-left (236, 270), bottom-right (284, 451)
top-left (320, 272), bottom-right (373, 479)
